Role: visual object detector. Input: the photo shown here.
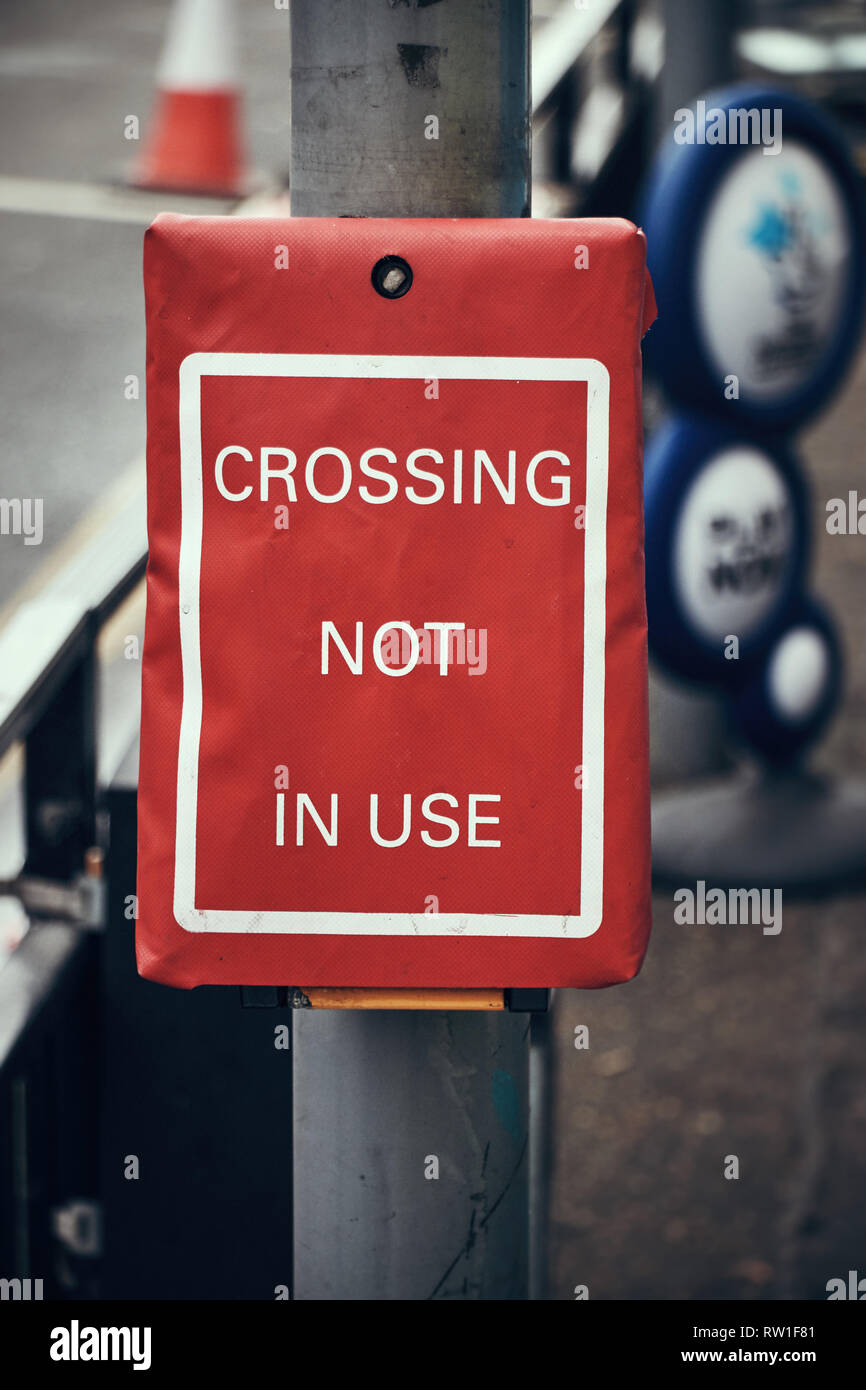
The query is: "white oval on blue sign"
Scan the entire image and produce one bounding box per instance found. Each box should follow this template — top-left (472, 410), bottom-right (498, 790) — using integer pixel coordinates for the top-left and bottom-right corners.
top-left (672, 445), bottom-right (795, 643)
top-left (696, 139), bottom-right (850, 403)
top-left (767, 624), bottom-right (830, 723)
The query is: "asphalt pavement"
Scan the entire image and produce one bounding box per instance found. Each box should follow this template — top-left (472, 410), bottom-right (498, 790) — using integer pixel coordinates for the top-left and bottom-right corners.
top-left (550, 349), bottom-right (866, 1300)
top-left (0, 0), bottom-right (288, 607)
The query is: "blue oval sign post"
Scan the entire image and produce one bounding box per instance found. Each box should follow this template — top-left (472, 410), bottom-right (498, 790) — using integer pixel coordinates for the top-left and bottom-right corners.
top-left (643, 86), bottom-right (866, 888)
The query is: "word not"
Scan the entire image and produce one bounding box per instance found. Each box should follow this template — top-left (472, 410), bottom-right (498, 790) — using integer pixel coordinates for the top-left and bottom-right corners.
top-left (214, 445), bottom-right (574, 507)
top-left (826, 491), bottom-right (866, 535)
top-left (322, 621), bottom-right (485, 675)
top-left (50, 1320), bottom-right (151, 1371)
top-left (674, 880), bottom-right (782, 935)
top-left (673, 100), bottom-right (782, 156)
top-left (0, 497), bottom-right (42, 545)
top-left (277, 791), bottom-right (501, 848)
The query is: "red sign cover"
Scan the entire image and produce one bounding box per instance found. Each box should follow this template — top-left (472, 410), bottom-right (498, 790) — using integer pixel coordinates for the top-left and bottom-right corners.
top-left (138, 215), bottom-right (655, 989)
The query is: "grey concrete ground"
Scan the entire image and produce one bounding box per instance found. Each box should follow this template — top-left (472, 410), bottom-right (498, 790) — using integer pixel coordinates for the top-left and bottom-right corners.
top-left (0, 0), bottom-right (289, 185)
top-left (0, 213), bottom-right (147, 603)
top-left (0, 0), bottom-right (289, 606)
top-left (550, 353), bottom-right (866, 1300)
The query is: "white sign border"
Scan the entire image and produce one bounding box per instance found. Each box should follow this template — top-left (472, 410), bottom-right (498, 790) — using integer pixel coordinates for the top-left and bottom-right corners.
top-left (174, 353), bottom-right (609, 938)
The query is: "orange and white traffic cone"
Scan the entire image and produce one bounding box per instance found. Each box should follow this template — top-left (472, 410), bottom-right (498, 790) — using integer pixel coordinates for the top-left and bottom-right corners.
top-left (133, 0), bottom-right (247, 197)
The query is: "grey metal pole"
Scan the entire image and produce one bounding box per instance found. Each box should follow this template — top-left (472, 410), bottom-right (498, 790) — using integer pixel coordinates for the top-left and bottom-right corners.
top-left (289, 0), bottom-right (532, 1301)
top-left (656, 0), bottom-right (739, 141)
top-left (289, 0), bottom-right (530, 219)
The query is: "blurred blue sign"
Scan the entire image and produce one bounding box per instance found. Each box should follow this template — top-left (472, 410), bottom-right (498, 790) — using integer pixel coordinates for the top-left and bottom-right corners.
top-left (644, 415), bottom-right (810, 682)
top-left (643, 86), bottom-right (866, 430)
top-left (731, 596), bottom-right (842, 763)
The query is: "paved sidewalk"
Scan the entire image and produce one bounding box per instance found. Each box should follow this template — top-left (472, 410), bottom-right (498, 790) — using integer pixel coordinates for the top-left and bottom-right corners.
top-left (0, 0), bottom-right (288, 606)
top-left (550, 349), bottom-right (866, 1300)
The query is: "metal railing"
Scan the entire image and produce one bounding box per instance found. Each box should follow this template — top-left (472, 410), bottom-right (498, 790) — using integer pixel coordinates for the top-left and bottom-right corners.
top-left (0, 469), bottom-right (145, 1294)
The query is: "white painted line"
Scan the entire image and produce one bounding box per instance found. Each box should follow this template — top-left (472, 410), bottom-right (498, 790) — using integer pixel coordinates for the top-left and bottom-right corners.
top-left (0, 460), bottom-right (146, 633)
top-left (532, 0), bottom-right (622, 111)
top-left (0, 175), bottom-right (232, 225)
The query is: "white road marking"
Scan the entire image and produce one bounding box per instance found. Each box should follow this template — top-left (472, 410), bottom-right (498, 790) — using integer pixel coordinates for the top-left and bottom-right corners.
top-left (0, 175), bottom-right (233, 224)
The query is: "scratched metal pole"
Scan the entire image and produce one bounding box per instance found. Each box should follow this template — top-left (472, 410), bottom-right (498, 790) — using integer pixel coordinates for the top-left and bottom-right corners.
top-left (289, 0), bottom-right (532, 1300)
